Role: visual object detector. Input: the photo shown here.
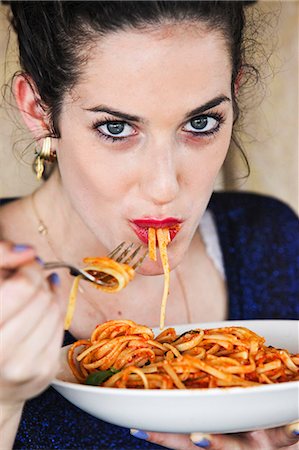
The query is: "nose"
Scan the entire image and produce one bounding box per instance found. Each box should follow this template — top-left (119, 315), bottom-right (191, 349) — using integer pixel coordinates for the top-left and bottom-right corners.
top-left (140, 141), bottom-right (180, 206)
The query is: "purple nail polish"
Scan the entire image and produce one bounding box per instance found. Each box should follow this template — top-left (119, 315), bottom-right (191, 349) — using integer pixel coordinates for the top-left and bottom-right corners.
top-left (194, 438), bottom-right (211, 448)
top-left (13, 244), bottom-right (31, 252)
top-left (287, 423), bottom-right (299, 436)
top-left (49, 272), bottom-right (60, 286)
top-left (35, 256), bottom-right (44, 266)
top-left (130, 429), bottom-right (149, 440)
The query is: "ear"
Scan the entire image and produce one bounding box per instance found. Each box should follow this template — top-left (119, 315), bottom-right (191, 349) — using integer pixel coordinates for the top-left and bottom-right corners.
top-left (13, 74), bottom-right (49, 139)
top-left (234, 68), bottom-right (244, 97)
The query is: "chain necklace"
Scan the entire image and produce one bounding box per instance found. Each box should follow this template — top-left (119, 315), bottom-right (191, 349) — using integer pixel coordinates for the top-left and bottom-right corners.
top-left (30, 190), bottom-right (111, 325)
top-left (31, 190), bottom-right (63, 261)
top-left (30, 191), bottom-right (89, 296)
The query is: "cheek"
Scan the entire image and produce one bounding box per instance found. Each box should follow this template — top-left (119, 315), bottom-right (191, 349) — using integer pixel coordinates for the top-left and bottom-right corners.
top-left (57, 154), bottom-right (135, 242)
top-left (57, 133), bottom-right (131, 201)
top-left (203, 123), bottom-right (232, 176)
top-left (184, 137), bottom-right (230, 191)
top-left (57, 111), bottom-right (131, 201)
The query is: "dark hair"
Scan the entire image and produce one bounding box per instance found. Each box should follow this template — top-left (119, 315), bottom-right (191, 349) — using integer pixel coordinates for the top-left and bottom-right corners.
top-left (7, 1), bottom-right (256, 134)
top-left (5, 0), bottom-right (258, 178)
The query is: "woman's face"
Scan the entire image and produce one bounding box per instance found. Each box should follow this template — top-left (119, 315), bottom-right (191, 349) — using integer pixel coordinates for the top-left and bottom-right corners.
top-left (57, 23), bottom-right (234, 275)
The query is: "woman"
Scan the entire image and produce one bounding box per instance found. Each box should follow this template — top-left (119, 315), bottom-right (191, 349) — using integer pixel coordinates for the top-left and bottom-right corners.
top-left (0, 1), bottom-right (298, 449)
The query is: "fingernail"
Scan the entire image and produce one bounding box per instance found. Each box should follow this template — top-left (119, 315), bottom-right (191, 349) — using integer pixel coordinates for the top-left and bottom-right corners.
top-left (49, 272), bottom-right (60, 286)
top-left (35, 256), bottom-right (44, 266)
top-left (190, 433), bottom-right (211, 448)
top-left (287, 421), bottom-right (299, 436)
top-left (13, 244), bottom-right (32, 252)
top-left (130, 429), bottom-right (149, 440)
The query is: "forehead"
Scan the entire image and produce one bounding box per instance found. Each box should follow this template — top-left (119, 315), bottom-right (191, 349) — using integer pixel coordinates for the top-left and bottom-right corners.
top-left (70, 23), bottom-right (232, 114)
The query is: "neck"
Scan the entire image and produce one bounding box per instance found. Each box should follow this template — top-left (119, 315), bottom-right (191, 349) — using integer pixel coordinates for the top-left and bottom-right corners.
top-left (31, 169), bottom-right (108, 264)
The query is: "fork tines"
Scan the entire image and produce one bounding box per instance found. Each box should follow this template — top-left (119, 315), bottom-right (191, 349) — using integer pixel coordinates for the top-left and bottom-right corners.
top-left (108, 241), bottom-right (128, 259)
top-left (108, 242), bottom-right (148, 270)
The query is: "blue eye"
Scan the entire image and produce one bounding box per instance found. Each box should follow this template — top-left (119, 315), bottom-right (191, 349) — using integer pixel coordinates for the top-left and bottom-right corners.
top-left (183, 115), bottom-right (222, 135)
top-left (97, 121), bottom-right (135, 140)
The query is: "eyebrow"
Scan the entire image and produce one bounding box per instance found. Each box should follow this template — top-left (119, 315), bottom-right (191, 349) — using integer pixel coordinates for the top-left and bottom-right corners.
top-left (184, 95), bottom-right (231, 120)
top-left (84, 105), bottom-right (142, 123)
top-left (84, 95), bottom-right (231, 123)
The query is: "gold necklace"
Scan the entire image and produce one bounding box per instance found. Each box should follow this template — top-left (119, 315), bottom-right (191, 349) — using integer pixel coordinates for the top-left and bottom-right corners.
top-left (31, 191), bottom-right (63, 261)
top-left (30, 191), bottom-right (106, 305)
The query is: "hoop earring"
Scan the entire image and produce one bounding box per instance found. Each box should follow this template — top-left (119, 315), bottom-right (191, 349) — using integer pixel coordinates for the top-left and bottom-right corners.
top-left (34, 137), bottom-right (56, 180)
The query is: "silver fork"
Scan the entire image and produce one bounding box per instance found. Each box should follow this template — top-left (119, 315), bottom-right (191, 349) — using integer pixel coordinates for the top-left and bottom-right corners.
top-left (43, 242), bottom-right (147, 287)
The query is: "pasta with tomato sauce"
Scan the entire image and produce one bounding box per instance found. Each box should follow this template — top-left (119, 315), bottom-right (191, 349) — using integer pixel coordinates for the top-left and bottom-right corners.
top-left (64, 258), bottom-right (135, 330)
top-left (65, 225), bottom-right (175, 331)
top-left (148, 227), bottom-right (175, 330)
top-left (68, 319), bottom-right (299, 389)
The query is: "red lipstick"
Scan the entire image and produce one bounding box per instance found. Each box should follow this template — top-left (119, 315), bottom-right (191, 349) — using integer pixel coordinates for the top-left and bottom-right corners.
top-left (130, 218), bottom-right (182, 245)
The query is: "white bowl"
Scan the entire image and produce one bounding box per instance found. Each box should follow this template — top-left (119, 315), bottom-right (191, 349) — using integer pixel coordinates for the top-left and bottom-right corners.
top-left (52, 320), bottom-right (299, 434)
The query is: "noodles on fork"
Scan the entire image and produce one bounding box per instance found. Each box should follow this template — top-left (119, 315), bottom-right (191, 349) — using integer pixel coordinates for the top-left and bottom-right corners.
top-left (64, 258), bottom-right (135, 330)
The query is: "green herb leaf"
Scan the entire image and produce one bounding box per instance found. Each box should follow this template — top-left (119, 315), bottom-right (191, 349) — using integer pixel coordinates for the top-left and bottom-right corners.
top-left (85, 368), bottom-right (120, 386)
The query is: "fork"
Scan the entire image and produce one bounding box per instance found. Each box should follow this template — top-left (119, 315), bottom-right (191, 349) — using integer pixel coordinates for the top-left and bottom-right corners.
top-left (43, 242), bottom-right (147, 287)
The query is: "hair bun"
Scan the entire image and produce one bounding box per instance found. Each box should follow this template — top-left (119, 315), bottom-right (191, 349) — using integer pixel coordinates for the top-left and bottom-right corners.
top-left (243, 1), bottom-right (257, 6)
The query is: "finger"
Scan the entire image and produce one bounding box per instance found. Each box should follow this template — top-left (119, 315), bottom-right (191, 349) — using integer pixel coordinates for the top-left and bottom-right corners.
top-left (0, 262), bottom-right (47, 323)
top-left (1, 319), bottom-right (64, 402)
top-left (131, 430), bottom-right (199, 450)
top-left (18, 298), bottom-right (63, 369)
top-left (1, 286), bottom-right (53, 355)
top-left (1, 298), bottom-right (64, 383)
top-left (19, 329), bottom-right (63, 400)
top-left (47, 273), bottom-right (66, 322)
top-left (0, 242), bottom-right (36, 271)
top-left (15, 301), bottom-right (64, 381)
top-left (258, 423), bottom-right (299, 448)
top-left (191, 432), bottom-right (247, 449)
top-left (47, 272), bottom-right (61, 293)
top-left (191, 425), bottom-right (299, 450)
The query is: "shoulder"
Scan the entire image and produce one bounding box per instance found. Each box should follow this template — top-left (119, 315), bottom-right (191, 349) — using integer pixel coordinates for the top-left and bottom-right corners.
top-left (209, 191), bottom-right (298, 219)
top-left (208, 192), bottom-right (299, 319)
top-left (208, 191), bottom-right (298, 234)
top-left (0, 197), bottom-right (23, 217)
top-left (0, 196), bottom-right (29, 241)
top-left (208, 190), bottom-right (299, 260)
top-left (0, 197), bottom-right (19, 206)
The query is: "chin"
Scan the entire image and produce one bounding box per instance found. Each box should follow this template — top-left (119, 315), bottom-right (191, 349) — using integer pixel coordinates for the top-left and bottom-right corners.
top-left (135, 249), bottom-right (182, 276)
top-left (136, 260), bottom-right (164, 276)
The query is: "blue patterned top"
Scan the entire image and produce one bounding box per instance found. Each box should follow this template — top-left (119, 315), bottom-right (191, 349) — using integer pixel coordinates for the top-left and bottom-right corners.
top-left (9, 192), bottom-right (299, 449)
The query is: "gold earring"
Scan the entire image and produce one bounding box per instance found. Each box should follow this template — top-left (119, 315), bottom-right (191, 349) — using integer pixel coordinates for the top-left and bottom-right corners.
top-left (34, 137), bottom-right (56, 180)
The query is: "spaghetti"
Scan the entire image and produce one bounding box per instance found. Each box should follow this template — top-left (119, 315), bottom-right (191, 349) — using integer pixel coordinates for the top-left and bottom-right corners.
top-left (148, 227), bottom-right (171, 329)
top-left (64, 258), bottom-right (135, 330)
top-left (68, 319), bottom-right (299, 389)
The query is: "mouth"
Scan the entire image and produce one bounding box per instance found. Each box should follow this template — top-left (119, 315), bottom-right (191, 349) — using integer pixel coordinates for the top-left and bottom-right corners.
top-left (130, 218), bottom-right (182, 245)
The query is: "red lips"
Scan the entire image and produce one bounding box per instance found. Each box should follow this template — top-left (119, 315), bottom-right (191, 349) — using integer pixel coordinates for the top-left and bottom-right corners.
top-left (130, 218), bottom-right (182, 245)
